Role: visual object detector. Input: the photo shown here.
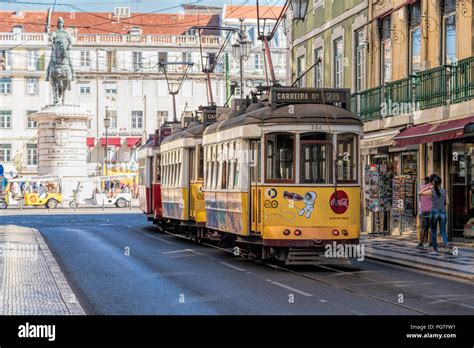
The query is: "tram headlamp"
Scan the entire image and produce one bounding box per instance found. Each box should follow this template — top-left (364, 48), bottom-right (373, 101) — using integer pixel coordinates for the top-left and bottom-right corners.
top-left (283, 229), bottom-right (291, 236)
top-left (332, 229), bottom-right (340, 236)
top-left (294, 229), bottom-right (302, 236)
top-left (341, 229), bottom-right (349, 236)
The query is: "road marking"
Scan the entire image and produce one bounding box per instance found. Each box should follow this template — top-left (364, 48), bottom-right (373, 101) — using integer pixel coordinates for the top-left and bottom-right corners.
top-left (219, 262), bottom-right (246, 272)
top-left (270, 281), bottom-right (314, 297)
top-left (162, 249), bottom-right (196, 254)
top-left (143, 232), bottom-right (175, 245)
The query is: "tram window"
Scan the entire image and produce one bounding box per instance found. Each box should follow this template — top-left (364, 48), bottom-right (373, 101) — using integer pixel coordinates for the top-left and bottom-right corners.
top-left (176, 163), bottom-right (181, 186)
top-left (221, 160), bottom-right (227, 189)
top-left (206, 161), bottom-right (212, 189)
top-left (300, 132), bottom-right (333, 184)
top-left (190, 149), bottom-right (196, 182)
top-left (265, 133), bottom-right (295, 182)
top-left (155, 155), bottom-right (161, 183)
top-left (234, 160), bottom-right (239, 188)
top-left (198, 145), bottom-right (204, 181)
top-left (227, 161), bottom-right (234, 189)
top-left (337, 134), bottom-right (358, 183)
top-left (212, 160), bottom-right (218, 189)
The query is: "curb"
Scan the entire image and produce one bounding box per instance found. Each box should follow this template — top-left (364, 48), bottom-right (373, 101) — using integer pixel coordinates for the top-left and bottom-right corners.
top-left (32, 227), bottom-right (86, 315)
top-left (365, 253), bottom-right (474, 282)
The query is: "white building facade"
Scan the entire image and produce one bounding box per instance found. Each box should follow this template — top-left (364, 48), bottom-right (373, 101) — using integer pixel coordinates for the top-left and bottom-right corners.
top-left (0, 9), bottom-right (224, 176)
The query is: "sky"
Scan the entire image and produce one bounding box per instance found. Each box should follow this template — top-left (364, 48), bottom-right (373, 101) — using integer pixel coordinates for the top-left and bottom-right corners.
top-left (0, 0), bottom-right (283, 13)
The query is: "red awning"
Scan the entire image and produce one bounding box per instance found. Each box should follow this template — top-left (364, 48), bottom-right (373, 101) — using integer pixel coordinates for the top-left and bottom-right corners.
top-left (101, 137), bottom-right (122, 147)
top-left (126, 137), bottom-right (141, 147)
top-left (394, 116), bottom-right (474, 147)
top-left (86, 137), bottom-right (95, 147)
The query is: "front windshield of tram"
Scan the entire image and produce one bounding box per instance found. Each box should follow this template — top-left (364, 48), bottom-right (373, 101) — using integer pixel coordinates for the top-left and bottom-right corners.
top-left (300, 132), bottom-right (333, 184)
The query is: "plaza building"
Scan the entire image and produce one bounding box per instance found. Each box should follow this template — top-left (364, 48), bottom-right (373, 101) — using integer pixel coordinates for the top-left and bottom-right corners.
top-left (0, 7), bottom-right (225, 177)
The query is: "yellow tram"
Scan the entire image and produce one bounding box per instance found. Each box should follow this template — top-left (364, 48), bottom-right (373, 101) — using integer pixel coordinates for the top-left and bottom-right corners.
top-left (160, 122), bottom-right (207, 235)
top-left (157, 87), bottom-right (363, 264)
top-left (202, 87), bottom-right (363, 263)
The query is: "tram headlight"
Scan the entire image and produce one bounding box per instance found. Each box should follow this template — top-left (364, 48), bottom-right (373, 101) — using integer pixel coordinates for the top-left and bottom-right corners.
top-left (283, 229), bottom-right (291, 236)
top-left (341, 229), bottom-right (349, 236)
top-left (294, 229), bottom-right (302, 236)
top-left (332, 229), bottom-right (340, 236)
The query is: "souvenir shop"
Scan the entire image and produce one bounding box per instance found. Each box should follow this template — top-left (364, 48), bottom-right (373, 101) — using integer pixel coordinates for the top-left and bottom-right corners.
top-left (361, 130), bottom-right (419, 236)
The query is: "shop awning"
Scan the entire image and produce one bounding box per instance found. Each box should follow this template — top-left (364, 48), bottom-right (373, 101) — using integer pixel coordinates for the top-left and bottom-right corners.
top-left (361, 128), bottom-right (403, 149)
top-left (394, 116), bottom-right (474, 147)
top-left (101, 137), bottom-right (122, 147)
top-left (126, 137), bottom-right (141, 147)
top-left (86, 137), bottom-right (95, 147)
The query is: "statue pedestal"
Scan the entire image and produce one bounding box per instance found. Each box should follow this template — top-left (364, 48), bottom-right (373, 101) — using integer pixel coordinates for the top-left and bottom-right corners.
top-left (32, 104), bottom-right (94, 202)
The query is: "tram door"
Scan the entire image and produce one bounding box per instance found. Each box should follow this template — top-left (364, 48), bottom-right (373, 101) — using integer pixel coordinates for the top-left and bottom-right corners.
top-left (250, 141), bottom-right (262, 234)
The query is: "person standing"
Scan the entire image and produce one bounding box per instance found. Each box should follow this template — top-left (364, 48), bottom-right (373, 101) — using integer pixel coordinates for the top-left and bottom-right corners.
top-left (417, 175), bottom-right (436, 249)
top-left (419, 176), bottom-right (449, 253)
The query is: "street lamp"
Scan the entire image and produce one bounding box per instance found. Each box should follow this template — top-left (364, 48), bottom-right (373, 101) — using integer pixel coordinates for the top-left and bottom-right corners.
top-left (290, 0), bottom-right (309, 21)
top-left (232, 18), bottom-right (252, 99)
top-left (103, 106), bottom-right (111, 176)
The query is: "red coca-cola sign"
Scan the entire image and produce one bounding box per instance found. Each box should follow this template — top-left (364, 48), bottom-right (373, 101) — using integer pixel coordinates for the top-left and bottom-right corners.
top-left (329, 191), bottom-right (349, 214)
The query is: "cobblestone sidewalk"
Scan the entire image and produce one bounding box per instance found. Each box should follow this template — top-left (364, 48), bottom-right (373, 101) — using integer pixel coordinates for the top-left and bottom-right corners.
top-left (362, 235), bottom-right (474, 281)
top-left (0, 225), bottom-right (85, 315)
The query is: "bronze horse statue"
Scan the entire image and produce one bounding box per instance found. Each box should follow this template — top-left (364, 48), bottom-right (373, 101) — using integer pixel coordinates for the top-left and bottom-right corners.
top-left (48, 40), bottom-right (71, 105)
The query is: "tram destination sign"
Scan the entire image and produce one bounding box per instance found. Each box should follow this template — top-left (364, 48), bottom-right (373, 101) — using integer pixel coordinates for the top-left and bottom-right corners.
top-left (270, 87), bottom-right (351, 110)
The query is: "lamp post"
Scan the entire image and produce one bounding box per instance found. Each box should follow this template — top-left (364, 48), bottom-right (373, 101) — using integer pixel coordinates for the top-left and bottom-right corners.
top-left (104, 106), bottom-right (110, 176)
top-left (232, 18), bottom-right (252, 100)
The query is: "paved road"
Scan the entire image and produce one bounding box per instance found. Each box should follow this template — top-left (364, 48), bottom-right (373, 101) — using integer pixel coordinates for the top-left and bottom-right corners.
top-left (2, 213), bottom-right (474, 315)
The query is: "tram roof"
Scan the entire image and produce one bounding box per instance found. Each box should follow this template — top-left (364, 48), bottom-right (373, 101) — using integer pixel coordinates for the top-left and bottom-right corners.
top-left (204, 103), bottom-right (362, 135)
top-left (160, 122), bottom-right (204, 145)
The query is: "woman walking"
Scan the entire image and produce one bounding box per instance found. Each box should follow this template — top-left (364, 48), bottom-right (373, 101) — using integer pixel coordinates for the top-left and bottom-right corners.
top-left (419, 176), bottom-right (449, 253)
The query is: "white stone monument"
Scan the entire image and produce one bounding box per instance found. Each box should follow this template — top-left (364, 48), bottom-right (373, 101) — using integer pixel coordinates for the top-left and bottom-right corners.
top-left (32, 105), bottom-right (92, 177)
top-left (32, 105), bottom-right (94, 201)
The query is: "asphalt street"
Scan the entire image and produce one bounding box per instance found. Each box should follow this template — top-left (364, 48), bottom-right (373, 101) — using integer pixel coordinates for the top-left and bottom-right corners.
top-left (2, 212), bottom-right (474, 315)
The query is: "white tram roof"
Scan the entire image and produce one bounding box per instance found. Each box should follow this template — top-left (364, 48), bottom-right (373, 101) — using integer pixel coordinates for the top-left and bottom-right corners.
top-left (203, 102), bottom-right (363, 145)
top-left (160, 122), bottom-right (204, 153)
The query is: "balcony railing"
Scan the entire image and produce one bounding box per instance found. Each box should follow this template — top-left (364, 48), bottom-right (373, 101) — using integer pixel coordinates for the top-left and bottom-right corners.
top-left (451, 56), bottom-right (474, 103)
top-left (0, 32), bottom-right (221, 47)
top-left (353, 56), bottom-right (474, 122)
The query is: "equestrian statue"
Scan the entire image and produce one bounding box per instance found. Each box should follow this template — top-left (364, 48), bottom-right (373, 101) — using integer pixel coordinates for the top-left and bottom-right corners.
top-left (46, 17), bottom-right (76, 104)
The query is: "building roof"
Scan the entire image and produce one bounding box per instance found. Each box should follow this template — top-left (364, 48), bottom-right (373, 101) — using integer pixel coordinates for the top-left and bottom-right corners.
top-left (0, 10), bottom-right (220, 35)
top-left (223, 5), bottom-right (284, 20)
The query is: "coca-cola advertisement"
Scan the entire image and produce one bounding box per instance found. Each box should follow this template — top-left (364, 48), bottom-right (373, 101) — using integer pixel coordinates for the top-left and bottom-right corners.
top-left (330, 190), bottom-right (349, 214)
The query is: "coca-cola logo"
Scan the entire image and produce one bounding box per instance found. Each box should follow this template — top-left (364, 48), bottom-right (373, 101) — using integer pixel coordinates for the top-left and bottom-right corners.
top-left (329, 191), bottom-right (349, 214)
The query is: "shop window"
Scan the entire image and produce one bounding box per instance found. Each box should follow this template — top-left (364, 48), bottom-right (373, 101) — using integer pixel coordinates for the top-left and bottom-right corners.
top-left (265, 133), bottom-right (295, 182)
top-left (337, 134), bottom-right (358, 183)
top-left (300, 132), bottom-right (332, 184)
